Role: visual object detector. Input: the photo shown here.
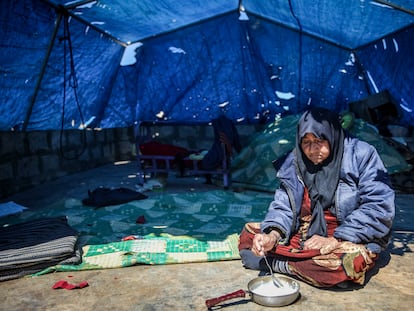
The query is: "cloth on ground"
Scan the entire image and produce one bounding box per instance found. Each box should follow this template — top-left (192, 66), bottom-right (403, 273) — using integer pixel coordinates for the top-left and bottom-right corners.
top-left (0, 201), bottom-right (28, 218)
top-left (52, 279), bottom-right (89, 290)
top-left (0, 216), bottom-right (80, 281)
top-left (82, 187), bottom-right (148, 207)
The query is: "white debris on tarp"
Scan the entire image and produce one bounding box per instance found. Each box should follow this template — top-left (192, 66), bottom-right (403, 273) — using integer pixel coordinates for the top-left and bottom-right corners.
top-left (239, 11), bottom-right (249, 21)
top-left (275, 91), bottom-right (295, 100)
top-left (79, 116), bottom-right (96, 129)
top-left (345, 52), bottom-right (355, 66)
top-left (156, 111), bottom-right (165, 119)
top-left (72, 1), bottom-right (97, 9)
top-left (120, 42), bottom-right (143, 66)
top-left (239, 5), bottom-right (249, 21)
top-left (371, 1), bottom-right (393, 9)
top-left (366, 70), bottom-right (379, 93)
top-left (135, 179), bottom-right (165, 192)
top-left (0, 201), bottom-right (28, 218)
top-left (278, 139), bottom-right (290, 144)
top-left (218, 101), bottom-right (229, 108)
top-left (169, 47), bottom-right (186, 54)
top-left (400, 98), bottom-right (413, 112)
top-left (393, 38), bottom-right (399, 52)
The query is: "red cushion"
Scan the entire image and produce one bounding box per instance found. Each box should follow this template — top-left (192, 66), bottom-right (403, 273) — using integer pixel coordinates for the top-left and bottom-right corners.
top-left (139, 141), bottom-right (189, 157)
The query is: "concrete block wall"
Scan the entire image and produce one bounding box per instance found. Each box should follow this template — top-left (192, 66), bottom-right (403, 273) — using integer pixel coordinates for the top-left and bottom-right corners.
top-left (0, 127), bottom-right (135, 198)
top-left (137, 123), bottom-right (262, 150)
top-left (0, 123), bottom-right (262, 199)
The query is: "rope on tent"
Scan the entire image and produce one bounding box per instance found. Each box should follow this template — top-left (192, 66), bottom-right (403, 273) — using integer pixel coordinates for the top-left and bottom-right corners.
top-left (351, 52), bottom-right (373, 96)
top-left (60, 13), bottom-right (87, 160)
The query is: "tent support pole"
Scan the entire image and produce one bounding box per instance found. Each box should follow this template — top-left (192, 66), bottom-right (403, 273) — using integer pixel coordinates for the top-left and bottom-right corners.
top-left (373, 0), bottom-right (414, 16)
top-left (23, 11), bottom-right (63, 131)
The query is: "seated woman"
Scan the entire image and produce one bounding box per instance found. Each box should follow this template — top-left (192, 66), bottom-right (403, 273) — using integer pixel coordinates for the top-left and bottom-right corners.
top-left (239, 107), bottom-right (395, 288)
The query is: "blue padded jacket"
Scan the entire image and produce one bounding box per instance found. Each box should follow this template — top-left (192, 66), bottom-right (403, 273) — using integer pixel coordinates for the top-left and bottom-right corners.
top-left (261, 136), bottom-right (395, 253)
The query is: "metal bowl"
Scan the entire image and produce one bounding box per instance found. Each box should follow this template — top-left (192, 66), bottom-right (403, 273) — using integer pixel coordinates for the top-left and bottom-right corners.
top-left (247, 274), bottom-right (300, 307)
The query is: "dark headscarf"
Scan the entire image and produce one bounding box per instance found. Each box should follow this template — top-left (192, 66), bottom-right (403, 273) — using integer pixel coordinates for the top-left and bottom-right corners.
top-left (295, 107), bottom-right (344, 238)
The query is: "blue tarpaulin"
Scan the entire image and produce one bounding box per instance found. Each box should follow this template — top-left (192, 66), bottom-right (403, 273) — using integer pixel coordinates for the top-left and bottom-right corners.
top-left (0, 0), bottom-right (413, 130)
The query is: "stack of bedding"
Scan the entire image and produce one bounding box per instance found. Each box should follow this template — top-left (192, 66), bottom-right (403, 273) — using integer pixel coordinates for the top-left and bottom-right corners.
top-left (0, 216), bottom-right (80, 281)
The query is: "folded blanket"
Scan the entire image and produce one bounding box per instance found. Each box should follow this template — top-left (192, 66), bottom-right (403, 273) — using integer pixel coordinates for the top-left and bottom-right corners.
top-left (0, 216), bottom-right (80, 281)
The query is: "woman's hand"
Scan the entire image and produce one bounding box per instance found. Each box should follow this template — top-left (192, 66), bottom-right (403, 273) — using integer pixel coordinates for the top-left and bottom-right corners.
top-left (303, 235), bottom-right (340, 254)
top-left (252, 231), bottom-right (281, 256)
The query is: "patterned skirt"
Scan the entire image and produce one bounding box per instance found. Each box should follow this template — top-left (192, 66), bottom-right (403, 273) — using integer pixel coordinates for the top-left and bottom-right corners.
top-left (238, 221), bottom-right (378, 288)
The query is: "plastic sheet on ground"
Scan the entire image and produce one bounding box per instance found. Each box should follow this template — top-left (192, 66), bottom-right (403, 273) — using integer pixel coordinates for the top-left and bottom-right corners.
top-left (230, 115), bottom-right (412, 192)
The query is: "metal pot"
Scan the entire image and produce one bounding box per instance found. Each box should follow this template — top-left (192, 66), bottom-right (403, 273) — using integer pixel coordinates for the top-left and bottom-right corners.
top-left (205, 274), bottom-right (300, 308)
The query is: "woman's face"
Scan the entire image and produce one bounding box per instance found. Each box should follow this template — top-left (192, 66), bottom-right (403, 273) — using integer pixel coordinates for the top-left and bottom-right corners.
top-left (300, 133), bottom-right (331, 165)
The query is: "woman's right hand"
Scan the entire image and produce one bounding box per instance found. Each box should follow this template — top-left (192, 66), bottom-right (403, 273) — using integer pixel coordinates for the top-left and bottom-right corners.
top-left (252, 231), bottom-right (281, 256)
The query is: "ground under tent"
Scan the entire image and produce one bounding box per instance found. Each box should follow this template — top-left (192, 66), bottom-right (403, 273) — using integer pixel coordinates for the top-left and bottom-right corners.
top-left (0, 1), bottom-right (414, 309)
top-left (1, 162), bottom-right (412, 310)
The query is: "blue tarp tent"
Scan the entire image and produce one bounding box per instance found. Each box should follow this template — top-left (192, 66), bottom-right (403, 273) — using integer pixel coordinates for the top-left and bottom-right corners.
top-left (1, 0), bottom-right (413, 131)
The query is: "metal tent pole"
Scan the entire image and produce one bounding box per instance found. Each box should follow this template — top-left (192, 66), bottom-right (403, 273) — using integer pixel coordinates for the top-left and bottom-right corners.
top-left (374, 0), bottom-right (414, 16)
top-left (23, 11), bottom-right (63, 131)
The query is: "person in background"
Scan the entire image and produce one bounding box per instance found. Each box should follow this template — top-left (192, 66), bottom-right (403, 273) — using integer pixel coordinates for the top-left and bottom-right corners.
top-left (201, 115), bottom-right (241, 184)
top-left (239, 107), bottom-right (395, 288)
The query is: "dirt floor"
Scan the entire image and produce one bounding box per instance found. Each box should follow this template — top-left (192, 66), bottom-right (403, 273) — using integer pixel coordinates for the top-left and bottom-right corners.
top-left (1, 161), bottom-right (413, 311)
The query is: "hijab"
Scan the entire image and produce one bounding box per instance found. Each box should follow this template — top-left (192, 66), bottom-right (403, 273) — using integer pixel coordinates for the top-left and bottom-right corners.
top-left (295, 107), bottom-right (344, 238)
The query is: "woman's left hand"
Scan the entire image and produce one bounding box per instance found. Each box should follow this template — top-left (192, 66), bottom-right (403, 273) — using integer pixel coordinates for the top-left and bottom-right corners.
top-left (303, 235), bottom-right (340, 254)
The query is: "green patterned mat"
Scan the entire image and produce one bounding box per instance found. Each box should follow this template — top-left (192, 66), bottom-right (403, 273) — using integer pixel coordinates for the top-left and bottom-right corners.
top-left (34, 233), bottom-right (240, 275)
top-left (2, 190), bottom-right (273, 272)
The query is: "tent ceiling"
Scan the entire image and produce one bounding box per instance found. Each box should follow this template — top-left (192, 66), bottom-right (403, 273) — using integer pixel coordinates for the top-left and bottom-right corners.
top-left (47, 0), bottom-right (414, 49)
top-left (243, 0), bottom-right (414, 49)
top-left (1, 0), bottom-right (413, 130)
top-left (46, 0), bottom-right (240, 45)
